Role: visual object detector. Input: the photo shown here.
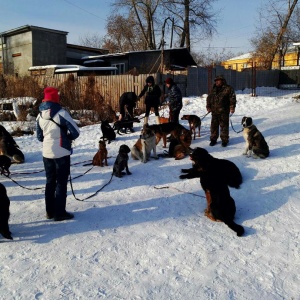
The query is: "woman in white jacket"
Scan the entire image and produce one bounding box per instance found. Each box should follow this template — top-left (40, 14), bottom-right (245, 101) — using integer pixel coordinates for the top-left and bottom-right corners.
top-left (37, 87), bottom-right (80, 221)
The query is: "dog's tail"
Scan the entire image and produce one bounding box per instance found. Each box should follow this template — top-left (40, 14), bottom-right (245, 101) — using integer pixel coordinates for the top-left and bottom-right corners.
top-left (224, 220), bottom-right (244, 237)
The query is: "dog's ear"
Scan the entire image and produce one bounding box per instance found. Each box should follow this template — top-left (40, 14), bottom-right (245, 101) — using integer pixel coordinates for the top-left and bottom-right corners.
top-left (241, 116), bottom-right (246, 124)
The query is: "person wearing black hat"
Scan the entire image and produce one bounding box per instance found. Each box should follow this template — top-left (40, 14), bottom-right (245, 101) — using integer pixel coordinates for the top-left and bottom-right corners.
top-left (164, 77), bottom-right (183, 123)
top-left (138, 75), bottom-right (162, 124)
top-left (206, 75), bottom-right (236, 147)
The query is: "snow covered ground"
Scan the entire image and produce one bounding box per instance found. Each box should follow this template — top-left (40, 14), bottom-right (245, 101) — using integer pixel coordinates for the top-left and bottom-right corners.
top-left (0, 87), bottom-right (299, 300)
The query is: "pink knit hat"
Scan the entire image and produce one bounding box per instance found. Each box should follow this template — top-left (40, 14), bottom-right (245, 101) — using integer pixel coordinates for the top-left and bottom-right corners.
top-left (42, 87), bottom-right (60, 103)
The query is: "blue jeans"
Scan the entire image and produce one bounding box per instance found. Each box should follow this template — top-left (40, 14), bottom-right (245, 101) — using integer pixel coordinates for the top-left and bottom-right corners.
top-left (43, 156), bottom-right (70, 217)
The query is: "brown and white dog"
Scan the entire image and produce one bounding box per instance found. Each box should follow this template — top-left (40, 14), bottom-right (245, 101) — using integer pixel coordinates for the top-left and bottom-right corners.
top-left (92, 140), bottom-right (108, 167)
top-left (131, 124), bottom-right (158, 163)
top-left (241, 116), bottom-right (269, 159)
top-left (181, 115), bottom-right (201, 140)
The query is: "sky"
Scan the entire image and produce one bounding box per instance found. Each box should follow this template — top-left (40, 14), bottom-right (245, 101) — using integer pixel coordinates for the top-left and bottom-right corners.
top-left (0, 0), bottom-right (265, 55)
top-left (0, 87), bottom-right (300, 299)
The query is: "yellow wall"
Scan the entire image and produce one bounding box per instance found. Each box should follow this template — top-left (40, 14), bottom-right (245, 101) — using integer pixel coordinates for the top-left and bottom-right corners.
top-left (222, 50), bottom-right (300, 71)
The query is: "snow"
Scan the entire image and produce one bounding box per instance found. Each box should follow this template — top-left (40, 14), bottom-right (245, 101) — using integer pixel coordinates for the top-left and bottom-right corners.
top-left (0, 87), bottom-right (300, 300)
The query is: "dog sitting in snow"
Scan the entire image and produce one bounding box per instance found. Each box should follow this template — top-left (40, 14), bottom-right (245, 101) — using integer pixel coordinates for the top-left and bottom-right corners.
top-left (100, 120), bottom-right (116, 144)
top-left (113, 144), bottom-right (131, 178)
top-left (241, 116), bottom-right (269, 159)
top-left (131, 124), bottom-right (158, 163)
top-left (180, 147), bottom-right (244, 237)
top-left (0, 183), bottom-right (13, 240)
top-left (92, 140), bottom-right (108, 167)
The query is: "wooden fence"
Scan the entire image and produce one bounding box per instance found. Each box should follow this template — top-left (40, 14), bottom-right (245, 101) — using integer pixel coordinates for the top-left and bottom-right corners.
top-left (30, 72), bottom-right (187, 112)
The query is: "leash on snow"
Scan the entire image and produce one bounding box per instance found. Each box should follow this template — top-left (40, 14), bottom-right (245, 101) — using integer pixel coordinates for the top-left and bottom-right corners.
top-left (69, 172), bottom-right (114, 201)
top-left (229, 113), bottom-right (244, 134)
top-left (2, 173), bottom-right (44, 190)
top-left (154, 185), bottom-right (205, 198)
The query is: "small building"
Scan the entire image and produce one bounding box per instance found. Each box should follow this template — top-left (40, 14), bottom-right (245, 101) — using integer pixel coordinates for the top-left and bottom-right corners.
top-left (82, 48), bottom-right (197, 75)
top-left (0, 25), bottom-right (108, 76)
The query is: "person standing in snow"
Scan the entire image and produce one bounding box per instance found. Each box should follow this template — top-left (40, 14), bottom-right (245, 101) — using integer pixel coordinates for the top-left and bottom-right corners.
top-left (118, 91), bottom-right (138, 133)
top-left (164, 77), bottom-right (183, 123)
top-left (206, 75), bottom-right (236, 147)
top-left (138, 75), bottom-right (162, 125)
top-left (36, 87), bottom-right (80, 221)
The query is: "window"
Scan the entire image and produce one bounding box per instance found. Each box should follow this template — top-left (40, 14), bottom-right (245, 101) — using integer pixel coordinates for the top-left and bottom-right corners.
top-left (112, 63), bottom-right (125, 75)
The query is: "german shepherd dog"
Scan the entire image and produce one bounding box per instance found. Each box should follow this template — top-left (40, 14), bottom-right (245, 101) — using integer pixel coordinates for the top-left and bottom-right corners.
top-left (168, 129), bottom-right (193, 160)
top-left (92, 140), bottom-right (108, 167)
top-left (113, 117), bottom-right (141, 135)
top-left (180, 147), bottom-right (244, 236)
top-left (0, 183), bottom-right (13, 240)
top-left (0, 155), bottom-right (11, 176)
top-left (147, 122), bottom-right (190, 148)
top-left (100, 120), bottom-right (116, 144)
top-left (113, 144), bottom-right (132, 178)
top-left (0, 125), bottom-right (25, 164)
top-left (181, 114), bottom-right (201, 140)
top-left (241, 116), bottom-right (269, 159)
top-left (131, 124), bottom-right (158, 163)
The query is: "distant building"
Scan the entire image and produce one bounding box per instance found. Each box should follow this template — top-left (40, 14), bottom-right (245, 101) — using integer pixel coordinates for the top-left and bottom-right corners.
top-left (222, 44), bottom-right (300, 71)
top-left (0, 25), bottom-right (108, 76)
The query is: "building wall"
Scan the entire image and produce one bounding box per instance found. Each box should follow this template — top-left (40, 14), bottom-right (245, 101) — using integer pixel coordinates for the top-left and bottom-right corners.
top-left (32, 29), bottom-right (67, 67)
top-left (3, 31), bottom-right (33, 75)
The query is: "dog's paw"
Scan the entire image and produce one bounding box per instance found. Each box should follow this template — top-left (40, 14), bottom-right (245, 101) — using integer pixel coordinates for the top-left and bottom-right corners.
top-left (242, 152), bottom-right (247, 155)
top-left (126, 171), bottom-right (132, 175)
top-left (179, 174), bottom-right (188, 179)
top-left (181, 168), bottom-right (189, 173)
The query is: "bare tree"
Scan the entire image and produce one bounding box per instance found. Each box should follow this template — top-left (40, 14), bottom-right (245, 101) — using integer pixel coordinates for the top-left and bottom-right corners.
top-left (251, 0), bottom-right (299, 70)
top-left (78, 32), bottom-right (104, 48)
top-left (102, 14), bottom-right (144, 52)
top-left (161, 0), bottom-right (218, 51)
top-left (112, 0), bottom-right (162, 50)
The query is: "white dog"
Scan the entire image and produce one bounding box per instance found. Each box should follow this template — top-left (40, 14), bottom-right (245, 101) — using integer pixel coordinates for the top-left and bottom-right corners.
top-left (131, 125), bottom-right (158, 163)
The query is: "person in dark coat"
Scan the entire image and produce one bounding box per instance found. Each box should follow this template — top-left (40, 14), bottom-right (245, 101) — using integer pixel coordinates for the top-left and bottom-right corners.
top-left (118, 92), bottom-right (138, 133)
top-left (164, 77), bottom-right (183, 123)
top-left (206, 75), bottom-right (236, 147)
top-left (138, 76), bottom-right (162, 124)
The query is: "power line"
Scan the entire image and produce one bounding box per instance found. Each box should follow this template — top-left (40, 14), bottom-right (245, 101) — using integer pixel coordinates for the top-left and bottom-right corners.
top-left (62, 0), bottom-right (106, 21)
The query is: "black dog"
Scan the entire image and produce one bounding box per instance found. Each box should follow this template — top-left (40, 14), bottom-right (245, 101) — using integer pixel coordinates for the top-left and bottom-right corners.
top-left (0, 183), bottom-right (13, 240)
top-left (180, 147), bottom-right (244, 237)
top-left (100, 120), bottom-right (116, 144)
top-left (112, 144), bottom-right (132, 178)
top-left (113, 117), bottom-right (140, 135)
top-left (0, 155), bottom-right (11, 176)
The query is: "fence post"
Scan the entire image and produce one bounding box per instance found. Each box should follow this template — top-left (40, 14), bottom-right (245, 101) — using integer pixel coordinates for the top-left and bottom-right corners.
top-left (251, 62), bottom-right (257, 97)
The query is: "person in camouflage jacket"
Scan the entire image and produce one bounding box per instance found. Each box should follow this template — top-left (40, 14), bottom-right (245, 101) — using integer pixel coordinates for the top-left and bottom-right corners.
top-left (206, 75), bottom-right (236, 147)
